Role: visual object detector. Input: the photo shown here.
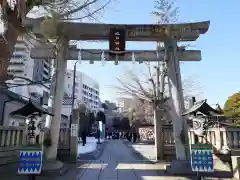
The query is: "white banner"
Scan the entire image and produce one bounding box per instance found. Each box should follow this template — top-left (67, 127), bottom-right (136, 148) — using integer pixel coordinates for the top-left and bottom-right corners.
top-left (71, 124), bottom-right (78, 137)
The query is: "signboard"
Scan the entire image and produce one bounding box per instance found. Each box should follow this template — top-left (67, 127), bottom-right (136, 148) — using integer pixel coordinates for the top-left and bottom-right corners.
top-left (18, 149), bottom-right (43, 174)
top-left (109, 28), bottom-right (126, 58)
top-left (191, 144), bottom-right (214, 172)
top-left (71, 124), bottom-right (78, 137)
top-left (127, 24), bottom-right (194, 38)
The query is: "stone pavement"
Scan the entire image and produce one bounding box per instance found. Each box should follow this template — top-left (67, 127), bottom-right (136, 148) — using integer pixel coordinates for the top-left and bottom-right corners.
top-left (0, 140), bottom-right (235, 180)
top-left (76, 140), bottom-right (189, 180)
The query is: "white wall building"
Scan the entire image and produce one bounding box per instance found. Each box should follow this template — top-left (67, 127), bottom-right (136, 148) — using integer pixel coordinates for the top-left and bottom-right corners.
top-left (64, 69), bottom-right (100, 114)
top-left (7, 36), bottom-right (51, 102)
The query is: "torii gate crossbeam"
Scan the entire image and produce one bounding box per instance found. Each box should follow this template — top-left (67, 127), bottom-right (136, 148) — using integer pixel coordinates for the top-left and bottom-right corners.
top-left (24, 18), bottom-right (209, 41)
top-left (30, 48), bottom-right (201, 62)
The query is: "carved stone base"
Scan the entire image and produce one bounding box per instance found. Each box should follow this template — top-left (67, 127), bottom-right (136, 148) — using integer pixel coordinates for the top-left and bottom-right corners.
top-left (41, 159), bottom-right (68, 176)
top-left (165, 160), bottom-right (195, 175)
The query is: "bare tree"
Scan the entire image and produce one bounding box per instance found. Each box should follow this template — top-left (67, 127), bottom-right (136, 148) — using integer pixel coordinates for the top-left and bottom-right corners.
top-left (152, 0), bottom-right (179, 24)
top-left (115, 67), bottom-right (203, 115)
top-left (182, 74), bottom-right (204, 108)
top-left (115, 62), bottom-right (169, 119)
top-left (0, 0), bottom-right (112, 82)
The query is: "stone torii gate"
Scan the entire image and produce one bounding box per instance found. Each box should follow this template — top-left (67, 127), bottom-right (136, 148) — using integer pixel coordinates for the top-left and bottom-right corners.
top-left (25, 19), bottom-right (209, 169)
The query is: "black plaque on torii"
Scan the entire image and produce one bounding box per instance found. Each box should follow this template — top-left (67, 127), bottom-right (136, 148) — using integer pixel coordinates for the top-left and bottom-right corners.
top-left (109, 28), bottom-right (126, 59)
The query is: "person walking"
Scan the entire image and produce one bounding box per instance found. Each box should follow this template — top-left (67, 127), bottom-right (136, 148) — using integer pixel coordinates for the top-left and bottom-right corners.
top-left (82, 131), bottom-right (87, 146)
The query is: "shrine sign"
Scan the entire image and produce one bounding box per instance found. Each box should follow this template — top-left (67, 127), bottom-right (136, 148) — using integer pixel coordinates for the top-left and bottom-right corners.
top-left (109, 28), bottom-right (126, 59)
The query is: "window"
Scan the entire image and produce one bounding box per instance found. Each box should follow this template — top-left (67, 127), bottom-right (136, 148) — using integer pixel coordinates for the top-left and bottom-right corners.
top-left (68, 84), bottom-right (70, 88)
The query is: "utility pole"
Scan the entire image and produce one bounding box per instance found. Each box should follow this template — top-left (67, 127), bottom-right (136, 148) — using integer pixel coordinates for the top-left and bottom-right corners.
top-left (70, 61), bottom-right (79, 126)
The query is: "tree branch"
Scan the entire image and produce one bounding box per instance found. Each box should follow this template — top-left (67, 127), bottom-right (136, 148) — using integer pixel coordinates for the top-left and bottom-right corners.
top-left (62, 0), bottom-right (111, 20)
top-left (59, 0), bottom-right (98, 17)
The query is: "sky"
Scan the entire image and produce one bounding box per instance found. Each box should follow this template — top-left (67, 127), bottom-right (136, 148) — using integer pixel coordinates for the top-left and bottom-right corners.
top-left (26, 0), bottom-right (240, 107)
top-left (65, 0), bottom-right (240, 107)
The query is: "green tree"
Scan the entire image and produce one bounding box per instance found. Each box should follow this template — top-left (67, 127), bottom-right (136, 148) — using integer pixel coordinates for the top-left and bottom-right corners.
top-left (223, 91), bottom-right (240, 125)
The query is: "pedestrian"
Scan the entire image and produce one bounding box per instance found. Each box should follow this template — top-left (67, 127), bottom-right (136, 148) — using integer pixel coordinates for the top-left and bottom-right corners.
top-left (96, 128), bottom-right (101, 144)
top-left (127, 131), bottom-right (132, 142)
top-left (105, 128), bottom-right (108, 139)
top-left (133, 132), bottom-right (137, 142)
top-left (108, 131), bottom-right (111, 139)
top-left (82, 131), bottom-right (87, 146)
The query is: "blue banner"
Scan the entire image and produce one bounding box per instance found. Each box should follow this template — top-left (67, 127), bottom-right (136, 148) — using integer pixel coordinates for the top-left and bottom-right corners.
top-left (18, 150), bottom-right (43, 174)
top-left (191, 144), bottom-right (214, 172)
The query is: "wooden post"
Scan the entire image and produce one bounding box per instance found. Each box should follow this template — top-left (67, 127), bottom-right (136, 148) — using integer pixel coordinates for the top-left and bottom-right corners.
top-left (69, 109), bottom-right (79, 162)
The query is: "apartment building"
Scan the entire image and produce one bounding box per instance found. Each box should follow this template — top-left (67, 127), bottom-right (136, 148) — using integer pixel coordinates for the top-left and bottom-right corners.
top-left (7, 36), bottom-right (51, 103)
top-left (65, 70), bottom-right (100, 113)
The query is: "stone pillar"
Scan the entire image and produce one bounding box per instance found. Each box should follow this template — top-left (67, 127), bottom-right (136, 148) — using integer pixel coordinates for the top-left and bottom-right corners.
top-left (215, 128), bottom-right (221, 150)
top-left (231, 150), bottom-right (240, 179)
top-left (45, 37), bottom-right (68, 160)
top-left (165, 41), bottom-right (188, 161)
top-left (70, 109), bottom-right (79, 162)
top-left (165, 41), bottom-right (193, 174)
top-left (154, 108), bottom-right (164, 160)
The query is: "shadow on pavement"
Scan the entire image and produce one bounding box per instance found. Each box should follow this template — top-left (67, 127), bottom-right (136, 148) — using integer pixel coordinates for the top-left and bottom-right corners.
top-left (122, 140), bottom-right (233, 180)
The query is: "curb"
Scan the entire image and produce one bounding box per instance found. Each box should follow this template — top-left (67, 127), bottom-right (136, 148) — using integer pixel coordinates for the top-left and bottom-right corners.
top-left (0, 162), bottom-right (72, 179)
top-left (77, 141), bottom-right (108, 161)
top-left (40, 163), bottom-right (70, 177)
top-left (123, 140), bottom-right (156, 163)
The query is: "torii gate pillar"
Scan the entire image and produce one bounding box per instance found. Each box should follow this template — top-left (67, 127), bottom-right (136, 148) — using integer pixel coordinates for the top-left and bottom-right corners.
top-left (165, 41), bottom-right (189, 160)
top-left (45, 36), bottom-right (68, 160)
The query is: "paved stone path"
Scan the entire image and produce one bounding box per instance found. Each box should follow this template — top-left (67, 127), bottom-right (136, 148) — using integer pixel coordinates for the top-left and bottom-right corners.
top-left (0, 140), bottom-right (233, 180)
top-left (76, 140), bottom-right (169, 180)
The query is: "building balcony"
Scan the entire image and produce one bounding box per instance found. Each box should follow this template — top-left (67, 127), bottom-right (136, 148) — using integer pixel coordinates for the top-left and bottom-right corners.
top-left (15, 42), bottom-right (26, 49)
top-left (43, 69), bottom-right (50, 77)
top-left (9, 61), bottom-right (24, 65)
top-left (28, 84), bottom-right (43, 96)
top-left (12, 51), bottom-right (26, 57)
top-left (43, 65), bottom-right (50, 72)
top-left (43, 60), bottom-right (50, 67)
top-left (43, 74), bottom-right (50, 81)
top-left (7, 66), bottom-right (25, 73)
